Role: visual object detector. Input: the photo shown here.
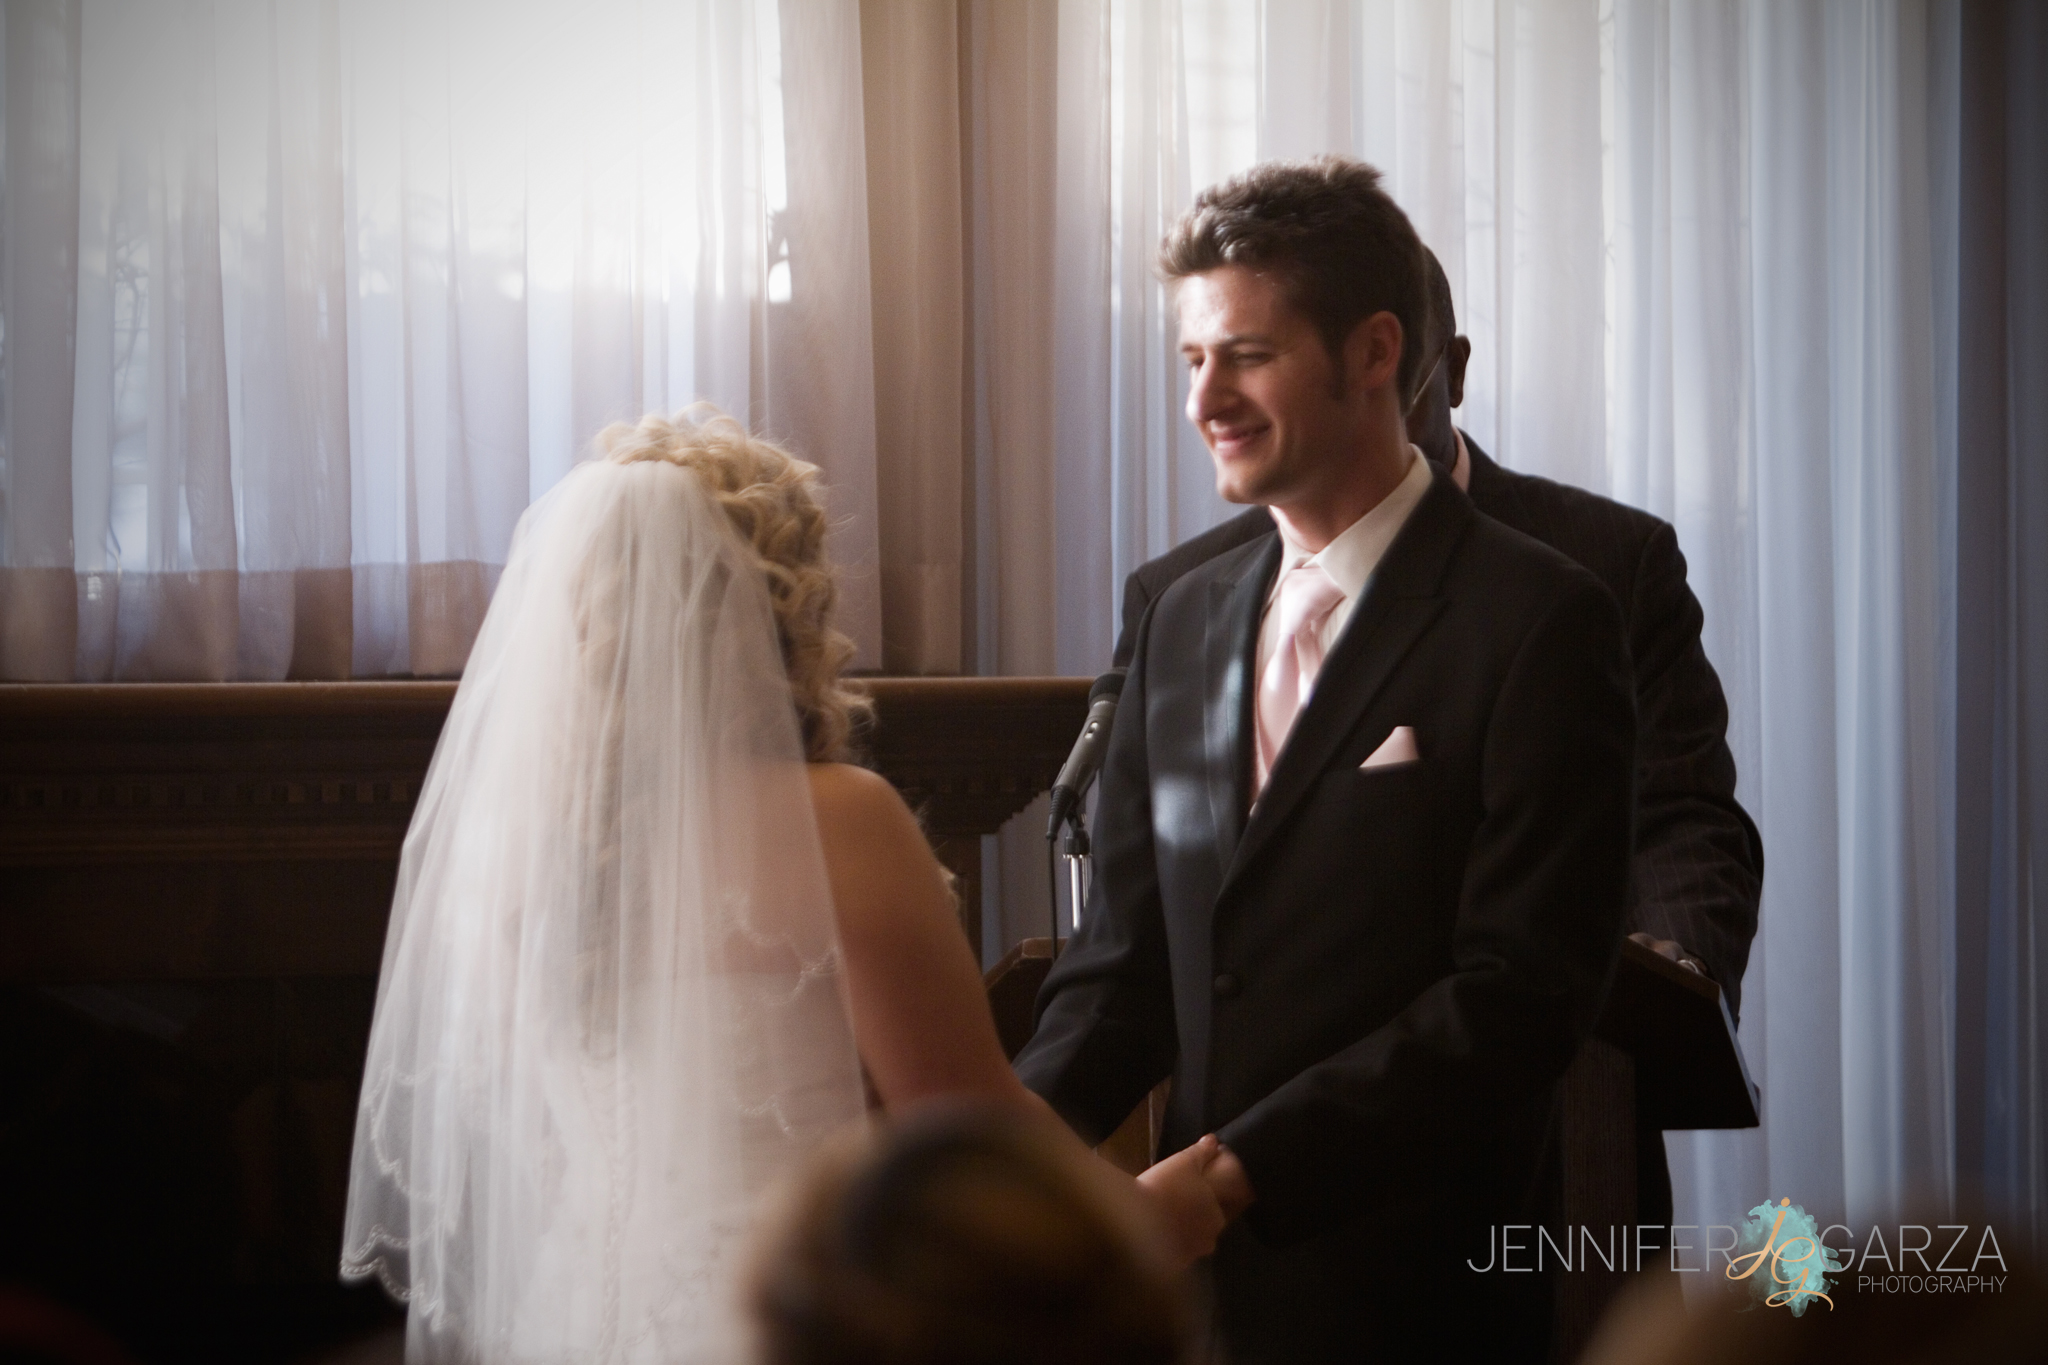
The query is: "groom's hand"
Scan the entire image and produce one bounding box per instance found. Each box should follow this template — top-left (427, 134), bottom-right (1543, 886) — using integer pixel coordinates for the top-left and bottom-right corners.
top-left (1135, 1134), bottom-right (1229, 1266)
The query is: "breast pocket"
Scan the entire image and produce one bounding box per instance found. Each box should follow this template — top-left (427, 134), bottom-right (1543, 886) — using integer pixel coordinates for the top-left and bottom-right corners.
top-left (1314, 759), bottom-right (1436, 858)
top-left (1290, 761), bottom-right (1448, 960)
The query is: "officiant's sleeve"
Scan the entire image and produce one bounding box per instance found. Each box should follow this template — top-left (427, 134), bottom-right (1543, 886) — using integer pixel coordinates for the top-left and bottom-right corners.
top-left (1624, 520), bottom-right (1761, 1019)
top-left (1013, 609), bottom-right (1178, 1145)
top-left (1217, 570), bottom-right (1635, 1245)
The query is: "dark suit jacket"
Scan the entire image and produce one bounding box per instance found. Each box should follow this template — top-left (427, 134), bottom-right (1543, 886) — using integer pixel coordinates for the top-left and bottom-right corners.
top-left (1016, 465), bottom-right (1636, 1360)
top-left (1112, 435), bottom-right (1762, 1020)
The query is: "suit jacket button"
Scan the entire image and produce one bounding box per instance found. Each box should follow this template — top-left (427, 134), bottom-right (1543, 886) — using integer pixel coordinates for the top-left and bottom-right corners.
top-left (1213, 973), bottom-right (1241, 999)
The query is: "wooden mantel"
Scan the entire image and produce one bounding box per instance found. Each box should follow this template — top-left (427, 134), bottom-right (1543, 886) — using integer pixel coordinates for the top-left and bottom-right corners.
top-left (0, 677), bottom-right (1091, 974)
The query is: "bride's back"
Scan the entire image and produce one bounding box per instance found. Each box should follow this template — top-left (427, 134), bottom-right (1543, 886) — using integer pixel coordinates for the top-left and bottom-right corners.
top-left (344, 412), bottom-right (1024, 1365)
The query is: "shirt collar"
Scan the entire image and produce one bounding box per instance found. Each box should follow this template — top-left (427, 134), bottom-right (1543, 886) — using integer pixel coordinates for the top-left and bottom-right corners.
top-left (1451, 427), bottom-right (1471, 491)
top-left (1273, 445), bottom-right (1433, 602)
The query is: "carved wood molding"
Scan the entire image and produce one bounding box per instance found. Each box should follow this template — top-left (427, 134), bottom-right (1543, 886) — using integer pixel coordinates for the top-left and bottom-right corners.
top-left (0, 683), bottom-right (446, 865)
top-left (0, 678), bottom-right (1089, 865)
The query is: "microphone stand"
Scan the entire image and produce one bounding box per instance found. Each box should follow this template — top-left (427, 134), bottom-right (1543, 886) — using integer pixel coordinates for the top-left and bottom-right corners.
top-left (1044, 667), bottom-right (1123, 954)
top-left (1045, 793), bottom-right (1094, 954)
top-left (1060, 807), bottom-right (1092, 934)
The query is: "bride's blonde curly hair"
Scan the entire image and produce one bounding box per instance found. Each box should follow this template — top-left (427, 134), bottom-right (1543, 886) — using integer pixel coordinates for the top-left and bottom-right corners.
top-left (596, 409), bottom-right (870, 763)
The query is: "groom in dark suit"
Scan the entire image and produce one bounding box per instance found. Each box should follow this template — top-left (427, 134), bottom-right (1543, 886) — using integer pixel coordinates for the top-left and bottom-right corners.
top-left (1113, 248), bottom-right (1765, 1239)
top-left (1013, 158), bottom-right (1637, 1361)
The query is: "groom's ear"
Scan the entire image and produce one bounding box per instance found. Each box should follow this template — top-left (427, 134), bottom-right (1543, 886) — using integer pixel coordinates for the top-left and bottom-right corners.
top-left (1337, 312), bottom-right (1402, 401)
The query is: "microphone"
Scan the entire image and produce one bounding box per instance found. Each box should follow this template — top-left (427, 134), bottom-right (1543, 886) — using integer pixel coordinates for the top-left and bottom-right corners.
top-left (1046, 669), bottom-right (1126, 838)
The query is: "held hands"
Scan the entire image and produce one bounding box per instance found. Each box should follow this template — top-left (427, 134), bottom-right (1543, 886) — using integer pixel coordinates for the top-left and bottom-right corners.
top-left (1134, 1133), bottom-right (1256, 1267)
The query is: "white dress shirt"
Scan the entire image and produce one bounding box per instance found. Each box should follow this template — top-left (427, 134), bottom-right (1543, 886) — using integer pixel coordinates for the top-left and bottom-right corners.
top-left (1254, 445), bottom-right (1434, 686)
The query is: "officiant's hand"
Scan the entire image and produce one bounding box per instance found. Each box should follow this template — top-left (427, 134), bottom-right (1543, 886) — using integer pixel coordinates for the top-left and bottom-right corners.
top-left (1629, 931), bottom-right (1709, 978)
top-left (1136, 1134), bottom-right (1230, 1266)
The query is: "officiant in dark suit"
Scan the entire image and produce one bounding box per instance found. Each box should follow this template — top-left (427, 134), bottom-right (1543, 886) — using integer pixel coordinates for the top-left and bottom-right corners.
top-left (1112, 246), bottom-right (1766, 1236)
top-left (1012, 158), bottom-right (1637, 1362)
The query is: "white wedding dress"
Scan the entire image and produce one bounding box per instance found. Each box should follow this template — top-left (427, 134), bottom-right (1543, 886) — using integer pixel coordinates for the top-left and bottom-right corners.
top-left (342, 458), bottom-right (869, 1363)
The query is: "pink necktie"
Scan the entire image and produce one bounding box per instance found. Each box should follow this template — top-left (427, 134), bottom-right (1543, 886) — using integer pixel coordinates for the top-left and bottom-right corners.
top-left (1254, 562), bottom-right (1345, 797)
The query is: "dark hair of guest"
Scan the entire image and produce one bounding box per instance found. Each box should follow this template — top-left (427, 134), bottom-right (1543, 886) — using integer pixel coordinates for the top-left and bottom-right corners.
top-left (1159, 155), bottom-right (1430, 403)
top-left (748, 1108), bottom-right (1193, 1365)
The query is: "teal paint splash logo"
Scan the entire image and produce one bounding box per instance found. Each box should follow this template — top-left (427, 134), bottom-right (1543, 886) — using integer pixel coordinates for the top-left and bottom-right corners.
top-left (1726, 1197), bottom-right (1845, 1314)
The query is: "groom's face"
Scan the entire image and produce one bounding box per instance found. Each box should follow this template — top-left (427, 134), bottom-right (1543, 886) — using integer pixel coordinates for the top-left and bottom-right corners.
top-left (1178, 265), bottom-right (1361, 509)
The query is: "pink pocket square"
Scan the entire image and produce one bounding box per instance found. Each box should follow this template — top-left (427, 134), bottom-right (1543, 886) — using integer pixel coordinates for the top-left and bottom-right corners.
top-left (1360, 726), bottom-right (1420, 769)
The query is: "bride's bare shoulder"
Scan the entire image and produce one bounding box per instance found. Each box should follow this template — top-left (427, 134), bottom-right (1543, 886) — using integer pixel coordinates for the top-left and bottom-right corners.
top-left (806, 761), bottom-right (904, 814)
top-left (805, 763), bottom-right (944, 920)
top-left (805, 762), bottom-right (920, 845)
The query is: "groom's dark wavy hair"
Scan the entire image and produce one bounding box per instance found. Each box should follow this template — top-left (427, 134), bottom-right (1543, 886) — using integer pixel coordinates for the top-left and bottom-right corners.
top-left (1159, 156), bottom-right (1429, 404)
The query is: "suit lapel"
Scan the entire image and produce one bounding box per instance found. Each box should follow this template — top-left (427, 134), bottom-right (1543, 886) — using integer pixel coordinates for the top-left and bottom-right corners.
top-left (1222, 470), bottom-right (1473, 894)
top-left (1202, 534), bottom-right (1280, 878)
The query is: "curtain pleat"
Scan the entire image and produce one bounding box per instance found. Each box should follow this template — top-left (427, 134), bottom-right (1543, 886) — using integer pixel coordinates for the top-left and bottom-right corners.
top-left (862, 0), bottom-right (967, 675)
top-left (960, 0), bottom-right (1065, 954)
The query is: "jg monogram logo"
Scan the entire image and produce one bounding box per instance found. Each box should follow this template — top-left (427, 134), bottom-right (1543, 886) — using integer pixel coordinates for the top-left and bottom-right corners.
top-left (1726, 1198), bottom-right (1844, 1314)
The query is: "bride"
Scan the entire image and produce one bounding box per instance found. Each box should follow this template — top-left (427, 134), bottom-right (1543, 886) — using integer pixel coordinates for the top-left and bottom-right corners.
top-left (341, 411), bottom-right (1035, 1363)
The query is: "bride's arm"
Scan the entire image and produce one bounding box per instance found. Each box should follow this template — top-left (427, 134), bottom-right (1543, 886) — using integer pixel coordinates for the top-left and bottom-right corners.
top-left (808, 763), bottom-right (1037, 1113)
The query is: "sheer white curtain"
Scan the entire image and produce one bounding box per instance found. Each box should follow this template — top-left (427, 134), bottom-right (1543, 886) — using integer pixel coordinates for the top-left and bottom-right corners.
top-left (1042, 0), bottom-right (2045, 1250)
top-left (0, 0), bottom-right (880, 681)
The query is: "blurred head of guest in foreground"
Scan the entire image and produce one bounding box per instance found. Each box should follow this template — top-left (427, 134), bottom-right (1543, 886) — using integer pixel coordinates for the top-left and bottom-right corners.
top-left (748, 1106), bottom-right (1195, 1365)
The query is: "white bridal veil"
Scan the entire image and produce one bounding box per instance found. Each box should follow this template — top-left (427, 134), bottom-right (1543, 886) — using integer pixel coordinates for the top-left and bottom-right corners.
top-left (342, 456), bottom-right (868, 1363)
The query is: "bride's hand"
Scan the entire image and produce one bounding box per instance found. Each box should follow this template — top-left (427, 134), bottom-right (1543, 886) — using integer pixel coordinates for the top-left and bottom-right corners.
top-left (1134, 1134), bottom-right (1229, 1267)
top-left (1203, 1142), bottom-right (1255, 1221)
